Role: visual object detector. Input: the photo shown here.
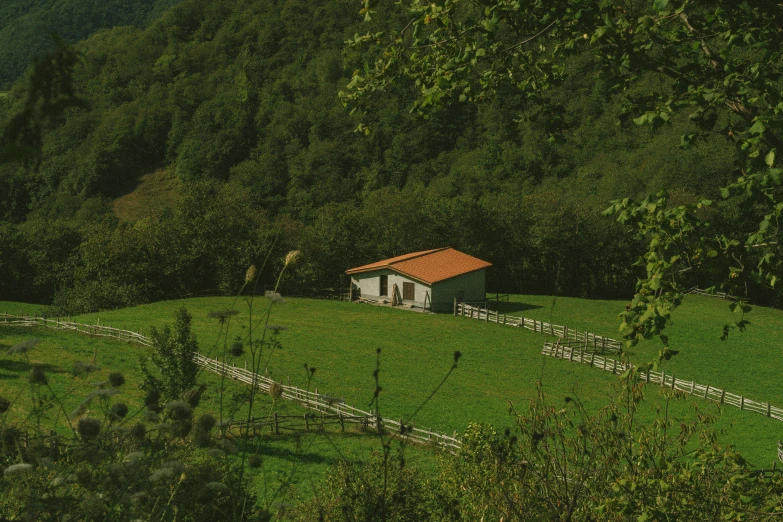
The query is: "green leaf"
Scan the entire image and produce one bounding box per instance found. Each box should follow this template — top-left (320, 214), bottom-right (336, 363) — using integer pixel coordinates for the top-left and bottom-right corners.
top-left (749, 120), bottom-right (766, 135)
top-left (653, 0), bottom-right (669, 11)
top-left (766, 149), bottom-right (776, 167)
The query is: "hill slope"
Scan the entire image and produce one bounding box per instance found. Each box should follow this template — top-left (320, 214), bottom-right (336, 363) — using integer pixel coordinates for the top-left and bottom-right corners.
top-left (0, 0), bottom-right (760, 314)
top-left (0, 0), bottom-right (183, 89)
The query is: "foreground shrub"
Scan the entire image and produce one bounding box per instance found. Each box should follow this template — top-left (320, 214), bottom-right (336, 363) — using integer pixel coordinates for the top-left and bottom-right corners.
top-left (291, 451), bottom-right (443, 522)
top-left (438, 383), bottom-right (783, 521)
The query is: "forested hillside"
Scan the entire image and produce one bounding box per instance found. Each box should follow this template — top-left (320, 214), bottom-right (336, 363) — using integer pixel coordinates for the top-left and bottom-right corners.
top-left (0, 0), bottom-right (183, 89)
top-left (0, 0), bottom-right (746, 313)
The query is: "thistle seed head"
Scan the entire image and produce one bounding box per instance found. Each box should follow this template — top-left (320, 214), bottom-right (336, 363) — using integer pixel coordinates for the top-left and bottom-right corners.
top-left (264, 291), bottom-right (285, 304)
top-left (78, 418), bottom-right (101, 441)
top-left (284, 250), bottom-right (301, 266)
top-left (110, 403), bottom-right (129, 420)
top-left (245, 264), bottom-right (257, 283)
top-left (268, 381), bottom-right (283, 400)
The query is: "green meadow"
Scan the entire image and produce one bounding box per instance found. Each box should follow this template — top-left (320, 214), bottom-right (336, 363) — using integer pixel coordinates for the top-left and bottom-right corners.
top-left (2, 293), bottom-right (783, 470)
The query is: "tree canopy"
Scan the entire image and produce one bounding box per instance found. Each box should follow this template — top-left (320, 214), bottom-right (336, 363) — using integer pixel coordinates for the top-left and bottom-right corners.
top-left (0, 0), bottom-right (775, 319)
top-left (343, 0), bottom-right (783, 350)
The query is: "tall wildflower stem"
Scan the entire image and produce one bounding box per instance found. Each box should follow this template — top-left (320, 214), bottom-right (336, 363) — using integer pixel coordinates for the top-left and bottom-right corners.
top-left (216, 235), bottom-right (278, 435)
top-left (235, 249), bottom-right (298, 517)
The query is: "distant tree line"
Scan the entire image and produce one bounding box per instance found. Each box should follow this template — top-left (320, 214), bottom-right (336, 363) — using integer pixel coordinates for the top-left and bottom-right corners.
top-left (0, 0), bottom-right (766, 314)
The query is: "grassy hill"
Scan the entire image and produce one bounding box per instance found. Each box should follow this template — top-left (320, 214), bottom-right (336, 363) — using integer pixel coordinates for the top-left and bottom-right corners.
top-left (3, 293), bottom-right (782, 467)
top-left (0, 321), bottom-right (435, 506)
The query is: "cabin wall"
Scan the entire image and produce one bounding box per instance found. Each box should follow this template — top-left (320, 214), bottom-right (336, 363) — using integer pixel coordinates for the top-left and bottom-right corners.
top-left (431, 269), bottom-right (486, 313)
top-left (351, 268), bottom-right (487, 313)
top-left (351, 270), bottom-right (432, 309)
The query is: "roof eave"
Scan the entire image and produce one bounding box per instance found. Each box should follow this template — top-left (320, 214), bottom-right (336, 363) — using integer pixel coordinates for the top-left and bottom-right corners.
top-left (347, 263), bottom-right (491, 285)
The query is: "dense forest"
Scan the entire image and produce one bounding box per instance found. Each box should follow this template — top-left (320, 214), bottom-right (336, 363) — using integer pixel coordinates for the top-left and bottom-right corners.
top-left (0, 0), bottom-right (756, 314)
top-left (0, 0), bottom-right (184, 89)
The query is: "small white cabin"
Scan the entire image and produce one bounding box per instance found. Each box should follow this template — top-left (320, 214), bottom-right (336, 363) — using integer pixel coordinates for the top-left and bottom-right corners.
top-left (346, 247), bottom-right (491, 313)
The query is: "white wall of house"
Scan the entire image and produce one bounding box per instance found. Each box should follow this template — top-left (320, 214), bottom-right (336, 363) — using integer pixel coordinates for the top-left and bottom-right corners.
top-left (351, 269), bottom-right (431, 308)
top-left (351, 268), bottom-right (486, 313)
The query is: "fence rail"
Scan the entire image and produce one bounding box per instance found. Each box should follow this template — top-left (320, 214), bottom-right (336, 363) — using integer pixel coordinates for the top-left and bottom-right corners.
top-left (2, 313), bottom-right (460, 452)
top-left (542, 341), bottom-right (783, 422)
top-left (684, 287), bottom-right (737, 301)
top-left (2, 313), bottom-right (153, 347)
top-left (195, 354), bottom-right (460, 450)
top-left (456, 302), bottom-right (623, 353)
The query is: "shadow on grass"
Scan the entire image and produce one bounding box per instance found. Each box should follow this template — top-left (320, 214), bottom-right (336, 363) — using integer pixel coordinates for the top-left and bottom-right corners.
top-left (234, 430), bottom-right (377, 466)
top-left (494, 302), bottom-right (544, 314)
top-left (0, 359), bottom-right (63, 376)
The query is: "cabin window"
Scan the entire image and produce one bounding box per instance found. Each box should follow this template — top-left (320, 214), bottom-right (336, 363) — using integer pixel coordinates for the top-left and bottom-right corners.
top-left (403, 282), bottom-right (415, 301)
top-left (380, 275), bottom-right (388, 296)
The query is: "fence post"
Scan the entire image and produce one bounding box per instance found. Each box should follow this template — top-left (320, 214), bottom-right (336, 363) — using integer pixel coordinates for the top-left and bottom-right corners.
top-left (768, 403), bottom-right (772, 417)
top-left (339, 412), bottom-right (345, 432)
top-left (720, 389), bottom-right (726, 405)
top-left (273, 412), bottom-right (280, 435)
top-left (704, 385), bottom-right (709, 399)
top-left (671, 376), bottom-right (676, 390)
top-left (660, 370), bottom-right (665, 387)
top-left (453, 298), bottom-right (457, 316)
top-left (740, 396), bottom-right (744, 410)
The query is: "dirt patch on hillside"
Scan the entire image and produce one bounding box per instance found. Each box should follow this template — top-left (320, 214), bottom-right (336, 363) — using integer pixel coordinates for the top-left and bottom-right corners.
top-left (112, 167), bottom-right (181, 222)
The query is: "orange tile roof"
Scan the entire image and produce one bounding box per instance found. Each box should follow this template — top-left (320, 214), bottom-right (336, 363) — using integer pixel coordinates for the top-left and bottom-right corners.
top-left (346, 248), bottom-right (491, 284)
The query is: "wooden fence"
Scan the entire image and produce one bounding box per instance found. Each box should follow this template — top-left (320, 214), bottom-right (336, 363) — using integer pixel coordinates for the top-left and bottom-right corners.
top-left (195, 354), bottom-right (461, 451)
top-left (456, 302), bottom-right (623, 353)
top-left (685, 287), bottom-right (736, 301)
top-left (1, 313), bottom-right (460, 452)
top-left (1, 313), bottom-right (152, 347)
top-left (542, 340), bottom-right (783, 422)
